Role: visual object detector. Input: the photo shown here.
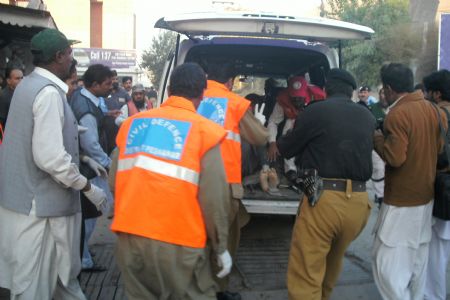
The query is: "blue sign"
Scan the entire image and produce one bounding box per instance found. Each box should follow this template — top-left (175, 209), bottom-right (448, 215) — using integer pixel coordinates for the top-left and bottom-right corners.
top-left (125, 118), bottom-right (191, 161)
top-left (440, 13), bottom-right (450, 70)
top-left (197, 97), bottom-right (229, 126)
top-left (73, 48), bottom-right (136, 69)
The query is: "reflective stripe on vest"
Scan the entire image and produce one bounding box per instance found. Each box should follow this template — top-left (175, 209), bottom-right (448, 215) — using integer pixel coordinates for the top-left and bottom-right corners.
top-left (226, 130), bottom-right (241, 143)
top-left (118, 154), bottom-right (199, 185)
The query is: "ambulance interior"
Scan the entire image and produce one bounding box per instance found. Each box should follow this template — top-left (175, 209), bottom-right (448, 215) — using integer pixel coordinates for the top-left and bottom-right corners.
top-left (183, 39), bottom-right (331, 203)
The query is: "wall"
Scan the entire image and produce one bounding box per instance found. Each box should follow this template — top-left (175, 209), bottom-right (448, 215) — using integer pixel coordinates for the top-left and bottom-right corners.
top-left (102, 0), bottom-right (134, 50)
top-left (43, 0), bottom-right (90, 46)
top-left (42, 0), bottom-right (135, 50)
top-left (439, 0), bottom-right (450, 13)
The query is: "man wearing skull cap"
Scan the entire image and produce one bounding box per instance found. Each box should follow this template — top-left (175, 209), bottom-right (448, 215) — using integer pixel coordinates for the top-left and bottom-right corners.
top-left (115, 83), bottom-right (153, 126)
top-left (267, 76), bottom-right (326, 182)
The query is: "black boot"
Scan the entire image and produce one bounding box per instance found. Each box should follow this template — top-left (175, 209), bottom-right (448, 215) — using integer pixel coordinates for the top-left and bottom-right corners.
top-left (375, 196), bottom-right (383, 209)
top-left (285, 170), bottom-right (297, 184)
top-left (217, 291), bottom-right (242, 300)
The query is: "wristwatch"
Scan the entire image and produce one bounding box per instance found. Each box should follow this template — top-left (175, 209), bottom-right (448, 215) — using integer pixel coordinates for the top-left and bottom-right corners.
top-left (81, 180), bottom-right (91, 192)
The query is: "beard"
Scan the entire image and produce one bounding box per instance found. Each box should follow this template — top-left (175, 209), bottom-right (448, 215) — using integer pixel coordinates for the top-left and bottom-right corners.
top-left (134, 99), bottom-right (145, 109)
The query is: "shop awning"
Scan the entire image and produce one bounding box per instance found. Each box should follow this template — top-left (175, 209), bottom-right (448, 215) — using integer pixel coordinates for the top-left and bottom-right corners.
top-left (0, 3), bottom-right (57, 46)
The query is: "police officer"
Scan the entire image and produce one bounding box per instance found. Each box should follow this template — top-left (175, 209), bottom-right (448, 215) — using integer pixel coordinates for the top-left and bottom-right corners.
top-left (277, 68), bottom-right (375, 300)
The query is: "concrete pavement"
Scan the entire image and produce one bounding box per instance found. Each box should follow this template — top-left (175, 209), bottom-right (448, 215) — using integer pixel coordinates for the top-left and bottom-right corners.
top-left (89, 186), bottom-right (450, 300)
top-left (91, 203), bottom-right (382, 300)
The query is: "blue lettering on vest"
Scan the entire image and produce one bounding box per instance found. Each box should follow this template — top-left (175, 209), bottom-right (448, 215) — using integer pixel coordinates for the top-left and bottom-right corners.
top-left (125, 118), bottom-right (191, 161)
top-left (197, 97), bottom-right (228, 126)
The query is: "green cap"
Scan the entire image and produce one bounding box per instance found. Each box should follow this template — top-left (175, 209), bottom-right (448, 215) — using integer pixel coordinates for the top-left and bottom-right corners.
top-left (30, 29), bottom-right (80, 60)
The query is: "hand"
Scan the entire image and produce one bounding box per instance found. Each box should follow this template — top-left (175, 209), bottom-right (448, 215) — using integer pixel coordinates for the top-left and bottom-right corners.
top-left (107, 110), bottom-right (122, 118)
top-left (216, 250), bottom-right (232, 278)
top-left (268, 142), bottom-right (280, 162)
top-left (78, 125), bottom-right (88, 133)
top-left (254, 103), bottom-right (266, 125)
top-left (373, 129), bottom-right (383, 139)
top-left (81, 156), bottom-right (108, 178)
top-left (83, 184), bottom-right (109, 214)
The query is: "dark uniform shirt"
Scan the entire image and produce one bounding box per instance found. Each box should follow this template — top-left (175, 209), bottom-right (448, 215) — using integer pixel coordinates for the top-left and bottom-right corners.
top-left (368, 102), bottom-right (386, 122)
top-left (102, 88), bottom-right (131, 154)
top-left (0, 87), bottom-right (14, 128)
top-left (106, 87), bottom-right (131, 110)
top-left (277, 95), bottom-right (376, 181)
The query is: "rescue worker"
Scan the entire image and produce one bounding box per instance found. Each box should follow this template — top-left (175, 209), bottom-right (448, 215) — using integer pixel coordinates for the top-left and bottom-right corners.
top-left (197, 61), bottom-right (269, 300)
top-left (112, 63), bottom-right (232, 299)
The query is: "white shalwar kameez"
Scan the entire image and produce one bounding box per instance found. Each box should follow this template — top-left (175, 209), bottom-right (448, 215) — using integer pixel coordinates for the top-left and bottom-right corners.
top-left (267, 102), bottom-right (296, 172)
top-left (424, 218), bottom-right (450, 300)
top-left (370, 150), bottom-right (385, 200)
top-left (0, 204), bottom-right (84, 300)
top-left (0, 67), bottom-right (87, 300)
top-left (372, 201), bottom-right (433, 300)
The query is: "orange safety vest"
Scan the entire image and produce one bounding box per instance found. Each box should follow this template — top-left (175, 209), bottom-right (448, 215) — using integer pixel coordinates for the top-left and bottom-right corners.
top-left (111, 96), bottom-right (226, 248)
top-left (198, 80), bottom-right (250, 184)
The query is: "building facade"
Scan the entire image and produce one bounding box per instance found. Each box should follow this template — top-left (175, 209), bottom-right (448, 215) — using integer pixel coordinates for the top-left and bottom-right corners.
top-left (0, 0), bottom-right (141, 83)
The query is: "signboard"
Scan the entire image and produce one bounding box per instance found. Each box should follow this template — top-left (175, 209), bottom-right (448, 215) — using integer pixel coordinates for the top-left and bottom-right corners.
top-left (73, 47), bottom-right (136, 69)
top-left (125, 118), bottom-right (191, 161)
top-left (439, 13), bottom-right (450, 70)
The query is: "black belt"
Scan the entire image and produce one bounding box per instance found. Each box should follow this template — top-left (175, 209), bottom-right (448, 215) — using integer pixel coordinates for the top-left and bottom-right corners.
top-left (322, 179), bottom-right (366, 192)
top-left (371, 177), bottom-right (384, 182)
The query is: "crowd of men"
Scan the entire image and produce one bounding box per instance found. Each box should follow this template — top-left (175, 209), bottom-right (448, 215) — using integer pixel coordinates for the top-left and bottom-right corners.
top-left (0, 27), bottom-right (450, 300)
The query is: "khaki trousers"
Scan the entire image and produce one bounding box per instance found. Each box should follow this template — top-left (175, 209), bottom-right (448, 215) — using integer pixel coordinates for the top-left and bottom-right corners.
top-left (287, 182), bottom-right (371, 300)
top-left (116, 233), bottom-right (217, 300)
top-left (211, 196), bottom-right (250, 291)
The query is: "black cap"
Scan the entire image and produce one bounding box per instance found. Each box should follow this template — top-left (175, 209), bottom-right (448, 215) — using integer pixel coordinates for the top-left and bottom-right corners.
top-left (327, 68), bottom-right (357, 90)
top-left (359, 85), bottom-right (370, 92)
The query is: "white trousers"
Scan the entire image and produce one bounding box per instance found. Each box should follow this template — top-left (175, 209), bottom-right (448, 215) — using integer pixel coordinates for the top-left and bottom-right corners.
top-left (424, 225), bottom-right (450, 300)
top-left (282, 119), bottom-right (296, 173)
top-left (371, 202), bottom-right (432, 300)
top-left (370, 150), bottom-right (385, 198)
top-left (12, 259), bottom-right (86, 300)
top-left (372, 236), bottom-right (429, 300)
top-left (0, 205), bottom-right (86, 300)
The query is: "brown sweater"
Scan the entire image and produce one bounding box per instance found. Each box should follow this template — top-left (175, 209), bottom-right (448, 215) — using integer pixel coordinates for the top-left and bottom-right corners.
top-left (374, 91), bottom-right (446, 206)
